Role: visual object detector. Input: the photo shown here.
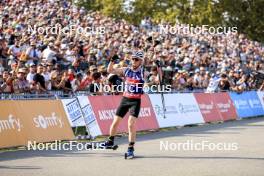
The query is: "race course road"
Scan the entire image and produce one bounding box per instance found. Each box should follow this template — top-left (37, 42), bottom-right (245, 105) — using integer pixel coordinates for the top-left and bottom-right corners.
top-left (0, 117), bottom-right (264, 176)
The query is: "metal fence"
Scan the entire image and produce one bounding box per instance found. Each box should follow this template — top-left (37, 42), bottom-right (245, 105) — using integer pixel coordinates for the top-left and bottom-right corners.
top-left (0, 89), bottom-right (244, 100)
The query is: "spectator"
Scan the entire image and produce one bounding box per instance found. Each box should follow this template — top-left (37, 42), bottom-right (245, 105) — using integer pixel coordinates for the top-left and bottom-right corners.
top-left (89, 72), bottom-right (103, 95)
top-left (32, 65), bottom-right (46, 93)
top-left (13, 68), bottom-right (30, 93)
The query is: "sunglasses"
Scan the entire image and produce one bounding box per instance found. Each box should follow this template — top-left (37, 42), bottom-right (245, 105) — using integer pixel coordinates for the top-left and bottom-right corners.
top-left (132, 58), bottom-right (140, 62)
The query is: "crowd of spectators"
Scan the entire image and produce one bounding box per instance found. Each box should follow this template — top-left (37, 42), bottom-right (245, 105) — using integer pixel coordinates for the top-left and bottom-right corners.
top-left (0, 0), bottom-right (263, 96)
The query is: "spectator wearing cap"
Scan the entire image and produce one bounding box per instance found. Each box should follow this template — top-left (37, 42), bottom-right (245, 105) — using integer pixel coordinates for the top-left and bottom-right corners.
top-left (193, 69), bottom-right (202, 89)
top-left (26, 62), bottom-right (36, 87)
top-left (13, 68), bottom-right (29, 93)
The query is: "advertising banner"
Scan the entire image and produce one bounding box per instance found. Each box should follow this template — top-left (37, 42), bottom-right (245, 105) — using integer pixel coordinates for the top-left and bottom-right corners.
top-left (229, 91), bottom-right (264, 118)
top-left (212, 92), bottom-right (238, 121)
top-left (257, 91), bottom-right (264, 110)
top-left (77, 96), bottom-right (102, 137)
top-left (149, 93), bottom-right (204, 128)
top-left (88, 95), bottom-right (159, 135)
top-left (61, 98), bottom-right (86, 127)
top-left (0, 100), bottom-right (74, 148)
top-left (194, 93), bottom-right (223, 122)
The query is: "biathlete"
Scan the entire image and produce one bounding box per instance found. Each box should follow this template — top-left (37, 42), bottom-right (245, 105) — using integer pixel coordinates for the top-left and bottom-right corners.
top-left (104, 51), bottom-right (145, 159)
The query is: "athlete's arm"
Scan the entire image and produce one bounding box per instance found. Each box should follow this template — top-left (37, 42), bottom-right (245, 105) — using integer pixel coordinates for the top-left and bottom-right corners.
top-left (107, 61), bottom-right (126, 76)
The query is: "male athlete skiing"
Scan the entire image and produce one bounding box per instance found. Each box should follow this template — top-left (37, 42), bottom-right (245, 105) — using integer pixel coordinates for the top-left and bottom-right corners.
top-left (104, 51), bottom-right (145, 159)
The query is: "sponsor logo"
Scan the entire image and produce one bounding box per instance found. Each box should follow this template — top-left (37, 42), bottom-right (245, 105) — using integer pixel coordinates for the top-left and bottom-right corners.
top-left (216, 100), bottom-right (232, 112)
top-left (178, 103), bottom-right (199, 113)
top-left (248, 99), bottom-right (262, 108)
top-left (199, 102), bottom-right (214, 114)
top-left (98, 107), bottom-right (152, 120)
top-left (154, 105), bottom-right (178, 118)
top-left (33, 112), bottom-right (64, 129)
top-left (234, 100), bottom-right (248, 109)
top-left (0, 115), bottom-right (22, 133)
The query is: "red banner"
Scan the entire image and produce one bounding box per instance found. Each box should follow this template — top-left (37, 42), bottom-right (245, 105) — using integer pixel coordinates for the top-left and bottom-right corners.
top-left (194, 93), bottom-right (223, 122)
top-left (212, 92), bottom-right (238, 121)
top-left (88, 95), bottom-right (159, 135)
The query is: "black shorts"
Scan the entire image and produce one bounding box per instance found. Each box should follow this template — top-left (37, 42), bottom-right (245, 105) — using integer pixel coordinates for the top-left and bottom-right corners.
top-left (116, 97), bottom-right (141, 118)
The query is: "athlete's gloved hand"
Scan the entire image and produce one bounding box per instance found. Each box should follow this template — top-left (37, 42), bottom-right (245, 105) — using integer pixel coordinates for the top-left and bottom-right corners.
top-left (111, 54), bottom-right (119, 62)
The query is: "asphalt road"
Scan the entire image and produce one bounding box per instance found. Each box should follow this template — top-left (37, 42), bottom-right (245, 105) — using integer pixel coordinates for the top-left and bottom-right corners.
top-left (0, 117), bottom-right (264, 176)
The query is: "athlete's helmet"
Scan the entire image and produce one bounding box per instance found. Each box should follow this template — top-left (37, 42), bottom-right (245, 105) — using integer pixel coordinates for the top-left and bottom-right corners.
top-left (132, 51), bottom-right (144, 62)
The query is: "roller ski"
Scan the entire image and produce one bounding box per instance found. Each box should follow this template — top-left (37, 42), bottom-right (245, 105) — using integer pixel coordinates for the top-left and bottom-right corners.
top-left (124, 147), bottom-right (134, 159)
top-left (86, 140), bottom-right (118, 150)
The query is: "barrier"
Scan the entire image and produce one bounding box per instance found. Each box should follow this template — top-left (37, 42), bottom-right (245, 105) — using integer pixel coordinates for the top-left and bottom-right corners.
top-left (88, 94), bottom-right (159, 135)
top-left (257, 91), bottom-right (264, 109)
top-left (229, 91), bottom-right (264, 119)
top-left (211, 92), bottom-right (238, 121)
top-left (61, 98), bottom-right (86, 127)
top-left (1, 91), bottom-right (263, 147)
top-left (149, 93), bottom-right (204, 128)
top-left (194, 93), bottom-right (223, 122)
top-left (0, 100), bottom-right (74, 149)
top-left (76, 96), bottom-right (102, 137)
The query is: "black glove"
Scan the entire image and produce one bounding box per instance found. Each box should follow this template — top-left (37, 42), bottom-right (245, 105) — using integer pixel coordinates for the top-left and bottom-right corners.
top-left (155, 60), bottom-right (161, 67)
top-left (111, 54), bottom-right (119, 62)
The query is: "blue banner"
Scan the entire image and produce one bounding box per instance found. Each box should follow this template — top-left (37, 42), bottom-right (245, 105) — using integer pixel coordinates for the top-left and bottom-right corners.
top-left (229, 91), bottom-right (264, 118)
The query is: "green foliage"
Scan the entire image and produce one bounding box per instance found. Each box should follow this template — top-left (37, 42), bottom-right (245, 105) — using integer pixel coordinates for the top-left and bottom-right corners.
top-left (74, 0), bottom-right (264, 42)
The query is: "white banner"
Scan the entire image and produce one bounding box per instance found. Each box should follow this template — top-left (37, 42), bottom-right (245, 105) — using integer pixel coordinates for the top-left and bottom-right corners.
top-left (61, 98), bottom-right (86, 127)
top-left (149, 93), bottom-right (205, 128)
top-left (77, 96), bottom-right (102, 137)
top-left (257, 91), bottom-right (264, 110)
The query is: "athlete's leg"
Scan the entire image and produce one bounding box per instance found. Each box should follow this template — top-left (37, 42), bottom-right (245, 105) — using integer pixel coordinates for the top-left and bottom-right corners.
top-left (106, 97), bottom-right (129, 146)
top-left (109, 115), bottom-right (122, 137)
top-left (128, 115), bottom-right (137, 144)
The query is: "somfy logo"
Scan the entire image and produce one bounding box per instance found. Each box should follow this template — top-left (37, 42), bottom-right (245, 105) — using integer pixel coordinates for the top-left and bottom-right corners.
top-left (0, 115), bottom-right (22, 133)
top-left (33, 112), bottom-right (63, 129)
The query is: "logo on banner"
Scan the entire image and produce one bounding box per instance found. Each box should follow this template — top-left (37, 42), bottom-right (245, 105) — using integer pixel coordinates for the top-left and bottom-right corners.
top-left (178, 103), bottom-right (199, 114)
top-left (248, 99), bottom-right (262, 108)
top-left (234, 100), bottom-right (248, 109)
top-left (98, 107), bottom-right (152, 120)
top-left (0, 114), bottom-right (22, 133)
top-left (199, 102), bottom-right (214, 114)
top-left (216, 100), bottom-right (232, 112)
top-left (66, 100), bottom-right (82, 122)
top-left (154, 105), bottom-right (178, 118)
top-left (33, 112), bottom-right (64, 129)
top-left (82, 105), bottom-right (96, 124)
